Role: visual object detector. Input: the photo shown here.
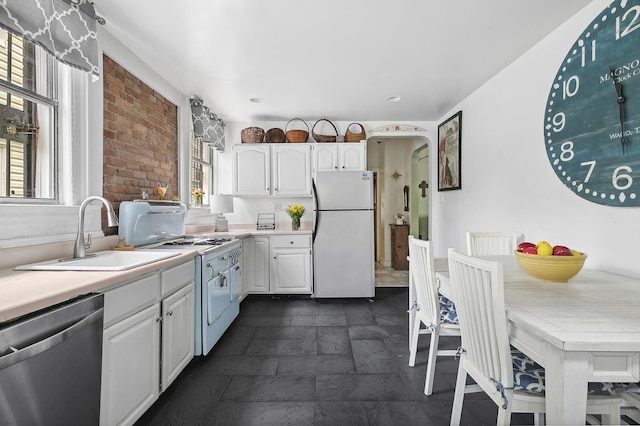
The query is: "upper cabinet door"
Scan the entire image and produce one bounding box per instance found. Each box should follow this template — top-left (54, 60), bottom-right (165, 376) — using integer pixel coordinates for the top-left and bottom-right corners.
top-left (339, 143), bottom-right (366, 171)
top-left (233, 145), bottom-right (271, 196)
top-left (312, 144), bottom-right (339, 172)
top-left (271, 145), bottom-right (311, 196)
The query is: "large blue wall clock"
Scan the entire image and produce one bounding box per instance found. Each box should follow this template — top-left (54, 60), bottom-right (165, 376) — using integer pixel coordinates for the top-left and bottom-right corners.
top-left (544, 0), bottom-right (640, 206)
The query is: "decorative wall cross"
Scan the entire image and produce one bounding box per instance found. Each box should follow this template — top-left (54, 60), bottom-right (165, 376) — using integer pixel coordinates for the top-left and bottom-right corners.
top-left (419, 181), bottom-right (428, 197)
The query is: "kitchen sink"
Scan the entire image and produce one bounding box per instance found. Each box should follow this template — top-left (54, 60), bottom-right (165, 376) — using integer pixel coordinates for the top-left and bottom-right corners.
top-left (14, 250), bottom-right (182, 271)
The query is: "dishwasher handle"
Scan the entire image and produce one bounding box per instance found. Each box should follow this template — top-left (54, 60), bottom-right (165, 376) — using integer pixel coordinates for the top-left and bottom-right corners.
top-left (0, 307), bottom-right (103, 369)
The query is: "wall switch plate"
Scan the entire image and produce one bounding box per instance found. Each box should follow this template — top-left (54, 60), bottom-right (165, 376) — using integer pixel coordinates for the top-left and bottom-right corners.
top-left (274, 203), bottom-right (281, 211)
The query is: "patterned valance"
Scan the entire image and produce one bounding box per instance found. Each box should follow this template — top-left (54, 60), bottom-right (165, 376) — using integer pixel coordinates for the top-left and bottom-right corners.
top-left (0, 0), bottom-right (100, 79)
top-left (190, 97), bottom-right (225, 151)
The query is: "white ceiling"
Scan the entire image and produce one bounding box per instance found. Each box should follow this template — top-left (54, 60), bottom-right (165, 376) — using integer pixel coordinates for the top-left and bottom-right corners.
top-left (93, 0), bottom-right (592, 123)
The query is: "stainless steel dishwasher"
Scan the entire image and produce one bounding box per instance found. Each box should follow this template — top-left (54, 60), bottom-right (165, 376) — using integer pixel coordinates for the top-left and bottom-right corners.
top-left (0, 293), bottom-right (104, 425)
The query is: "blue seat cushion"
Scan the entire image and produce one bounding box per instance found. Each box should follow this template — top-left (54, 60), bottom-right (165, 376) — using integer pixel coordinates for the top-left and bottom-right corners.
top-left (511, 347), bottom-right (615, 395)
top-left (438, 295), bottom-right (458, 324)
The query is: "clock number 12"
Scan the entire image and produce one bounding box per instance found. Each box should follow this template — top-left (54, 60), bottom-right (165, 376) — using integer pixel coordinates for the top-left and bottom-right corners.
top-left (616, 5), bottom-right (640, 40)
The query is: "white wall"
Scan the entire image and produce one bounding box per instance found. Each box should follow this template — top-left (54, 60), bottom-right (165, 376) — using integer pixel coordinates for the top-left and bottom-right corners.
top-left (430, 0), bottom-right (639, 277)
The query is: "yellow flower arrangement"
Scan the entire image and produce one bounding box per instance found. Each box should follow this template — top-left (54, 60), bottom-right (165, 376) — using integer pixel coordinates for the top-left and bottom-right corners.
top-left (192, 188), bottom-right (203, 206)
top-left (287, 205), bottom-right (305, 219)
top-left (287, 205), bottom-right (305, 231)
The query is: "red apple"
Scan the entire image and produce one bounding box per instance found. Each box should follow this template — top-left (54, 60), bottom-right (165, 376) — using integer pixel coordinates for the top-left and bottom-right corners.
top-left (518, 242), bottom-right (536, 252)
top-left (522, 246), bottom-right (537, 255)
top-left (552, 245), bottom-right (573, 256)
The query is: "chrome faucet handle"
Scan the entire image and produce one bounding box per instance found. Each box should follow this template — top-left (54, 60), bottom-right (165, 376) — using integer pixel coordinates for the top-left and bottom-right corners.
top-left (85, 233), bottom-right (92, 249)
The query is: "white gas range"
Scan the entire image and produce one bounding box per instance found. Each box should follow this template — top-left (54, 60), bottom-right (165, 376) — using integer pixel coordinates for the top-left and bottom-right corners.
top-left (118, 201), bottom-right (241, 356)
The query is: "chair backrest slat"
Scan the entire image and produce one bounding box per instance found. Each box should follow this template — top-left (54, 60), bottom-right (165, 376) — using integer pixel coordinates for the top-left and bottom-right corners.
top-left (466, 232), bottom-right (518, 256)
top-left (448, 249), bottom-right (513, 391)
top-left (408, 236), bottom-right (439, 326)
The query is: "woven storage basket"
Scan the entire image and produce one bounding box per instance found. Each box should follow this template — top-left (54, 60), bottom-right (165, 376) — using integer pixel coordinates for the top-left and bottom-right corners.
top-left (312, 119), bottom-right (338, 143)
top-left (285, 118), bottom-right (309, 143)
top-left (265, 128), bottom-right (286, 143)
top-left (345, 123), bottom-right (366, 142)
top-left (241, 127), bottom-right (265, 143)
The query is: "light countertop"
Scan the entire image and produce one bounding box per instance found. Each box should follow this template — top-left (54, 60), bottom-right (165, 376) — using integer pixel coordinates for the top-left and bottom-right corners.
top-left (0, 226), bottom-right (312, 324)
top-left (0, 250), bottom-right (197, 324)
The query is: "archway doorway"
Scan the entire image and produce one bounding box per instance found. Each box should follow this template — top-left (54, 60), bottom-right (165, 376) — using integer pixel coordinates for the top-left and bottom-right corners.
top-left (411, 142), bottom-right (429, 240)
top-left (366, 127), bottom-right (430, 276)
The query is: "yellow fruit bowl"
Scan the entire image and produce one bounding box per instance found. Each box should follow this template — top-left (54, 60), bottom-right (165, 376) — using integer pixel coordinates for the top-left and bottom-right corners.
top-left (514, 250), bottom-right (587, 283)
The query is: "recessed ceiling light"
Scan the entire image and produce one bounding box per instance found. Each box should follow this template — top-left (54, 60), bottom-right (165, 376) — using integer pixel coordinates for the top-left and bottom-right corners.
top-left (249, 97), bottom-right (262, 103)
top-left (386, 96), bottom-right (401, 103)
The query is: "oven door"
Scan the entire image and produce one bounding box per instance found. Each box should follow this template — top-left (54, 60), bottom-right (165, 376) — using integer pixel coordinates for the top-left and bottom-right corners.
top-left (229, 263), bottom-right (241, 301)
top-left (202, 267), bottom-right (233, 355)
top-left (207, 270), bottom-right (231, 326)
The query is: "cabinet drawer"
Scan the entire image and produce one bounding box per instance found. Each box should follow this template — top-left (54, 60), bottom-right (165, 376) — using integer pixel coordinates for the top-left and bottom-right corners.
top-left (271, 235), bottom-right (311, 248)
top-left (103, 274), bottom-right (161, 327)
top-left (161, 260), bottom-right (195, 296)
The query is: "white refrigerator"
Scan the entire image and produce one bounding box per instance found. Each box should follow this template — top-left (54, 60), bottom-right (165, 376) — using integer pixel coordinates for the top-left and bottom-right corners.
top-left (312, 171), bottom-right (375, 298)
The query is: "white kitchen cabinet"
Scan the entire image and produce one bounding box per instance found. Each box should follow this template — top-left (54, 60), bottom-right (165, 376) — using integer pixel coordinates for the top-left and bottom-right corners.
top-left (270, 234), bottom-right (312, 294)
top-left (233, 145), bottom-right (270, 196)
top-left (271, 144), bottom-right (312, 196)
top-left (161, 282), bottom-right (194, 391)
top-left (233, 144), bottom-right (311, 196)
top-left (270, 235), bottom-right (313, 294)
top-left (101, 303), bottom-right (160, 426)
top-left (100, 259), bottom-right (195, 426)
top-left (242, 234), bottom-right (312, 295)
top-left (312, 143), bottom-right (367, 172)
top-left (243, 236), bottom-right (270, 293)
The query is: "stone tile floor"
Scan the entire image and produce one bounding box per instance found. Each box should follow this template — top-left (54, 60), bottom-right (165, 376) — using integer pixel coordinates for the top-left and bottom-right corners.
top-left (374, 262), bottom-right (409, 288)
top-left (135, 287), bottom-right (538, 426)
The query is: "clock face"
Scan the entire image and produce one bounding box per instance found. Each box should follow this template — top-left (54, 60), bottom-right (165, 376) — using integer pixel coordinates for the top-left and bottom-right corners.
top-left (544, 0), bottom-right (640, 206)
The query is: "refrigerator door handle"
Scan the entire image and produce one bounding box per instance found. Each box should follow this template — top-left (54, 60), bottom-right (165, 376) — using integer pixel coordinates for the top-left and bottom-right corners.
top-left (312, 179), bottom-right (319, 243)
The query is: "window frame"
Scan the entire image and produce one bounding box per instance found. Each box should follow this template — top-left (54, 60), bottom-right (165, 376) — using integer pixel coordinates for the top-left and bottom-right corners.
top-left (0, 32), bottom-right (58, 204)
top-left (190, 134), bottom-right (214, 208)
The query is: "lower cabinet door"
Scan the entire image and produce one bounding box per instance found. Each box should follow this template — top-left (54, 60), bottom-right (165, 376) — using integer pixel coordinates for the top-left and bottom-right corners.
top-left (100, 304), bottom-right (160, 426)
top-left (161, 283), bottom-right (195, 391)
top-left (271, 248), bottom-right (312, 293)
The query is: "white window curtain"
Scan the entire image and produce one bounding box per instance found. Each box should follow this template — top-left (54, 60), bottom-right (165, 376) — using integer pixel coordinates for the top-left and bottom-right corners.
top-left (190, 97), bottom-right (225, 151)
top-left (0, 0), bottom-right (99, 79)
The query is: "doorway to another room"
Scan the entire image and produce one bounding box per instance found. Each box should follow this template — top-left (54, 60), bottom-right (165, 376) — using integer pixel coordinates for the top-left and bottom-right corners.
top-left (367, 129), bottom-right (430, 288)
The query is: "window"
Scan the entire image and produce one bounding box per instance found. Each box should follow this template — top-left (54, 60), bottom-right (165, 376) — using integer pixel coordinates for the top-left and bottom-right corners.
top-left (191, 135), bottom-right (212, 206)
top-left (0, 30), bottom-right (57, 201)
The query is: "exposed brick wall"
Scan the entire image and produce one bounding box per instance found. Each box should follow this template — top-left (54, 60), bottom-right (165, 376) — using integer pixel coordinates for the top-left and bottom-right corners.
top-left (102, 54), bottom-right (178, 232)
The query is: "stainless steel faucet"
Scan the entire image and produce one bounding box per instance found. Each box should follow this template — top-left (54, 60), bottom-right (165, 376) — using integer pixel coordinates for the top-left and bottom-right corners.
top-left (73, 196), bottom-right (119, 259)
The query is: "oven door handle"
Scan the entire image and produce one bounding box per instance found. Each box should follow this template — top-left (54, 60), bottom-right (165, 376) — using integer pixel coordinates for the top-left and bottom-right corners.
top-left (206, 262), bottom-right (215, 280)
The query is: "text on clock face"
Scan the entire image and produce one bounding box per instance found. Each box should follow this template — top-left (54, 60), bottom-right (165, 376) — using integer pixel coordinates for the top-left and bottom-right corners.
top-left (610, 128), bottom-right (640, 140)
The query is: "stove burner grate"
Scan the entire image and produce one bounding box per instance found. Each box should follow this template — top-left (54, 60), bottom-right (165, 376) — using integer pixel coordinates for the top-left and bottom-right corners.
top-left (162, 238), bottom-right (233, 247)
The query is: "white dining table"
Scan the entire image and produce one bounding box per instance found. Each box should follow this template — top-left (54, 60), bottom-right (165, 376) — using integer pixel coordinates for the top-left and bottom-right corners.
top-left (409, 255), bottom-right (640, 425)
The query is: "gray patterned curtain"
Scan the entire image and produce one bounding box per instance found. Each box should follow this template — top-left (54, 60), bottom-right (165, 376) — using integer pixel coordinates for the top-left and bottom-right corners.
top-left (190, 97), bottom-right (225, 151)
top-left (0, 0), bottom-right (100, 78)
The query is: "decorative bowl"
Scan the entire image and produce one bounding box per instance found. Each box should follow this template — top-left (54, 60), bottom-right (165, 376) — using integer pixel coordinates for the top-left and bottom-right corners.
top-left (513, 250), bottom-right (587, 282)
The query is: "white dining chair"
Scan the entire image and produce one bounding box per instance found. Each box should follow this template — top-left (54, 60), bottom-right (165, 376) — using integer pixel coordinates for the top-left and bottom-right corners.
top-left (616, 388), bottom-right (640, 424)
top-left (407, 236), bottom-right (461, 396)
top-left (447, 249), bottom-right (622, 426)
top-left (466, 231), bottom-right (518, 256)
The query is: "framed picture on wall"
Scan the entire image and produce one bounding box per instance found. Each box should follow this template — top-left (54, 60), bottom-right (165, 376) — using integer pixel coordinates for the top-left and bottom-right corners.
top-left (437, 111), bottom-right (462, 191)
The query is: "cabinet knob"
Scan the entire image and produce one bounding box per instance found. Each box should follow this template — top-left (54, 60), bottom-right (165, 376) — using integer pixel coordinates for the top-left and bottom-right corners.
top-left (167, 311), bottom-right (173, 316)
